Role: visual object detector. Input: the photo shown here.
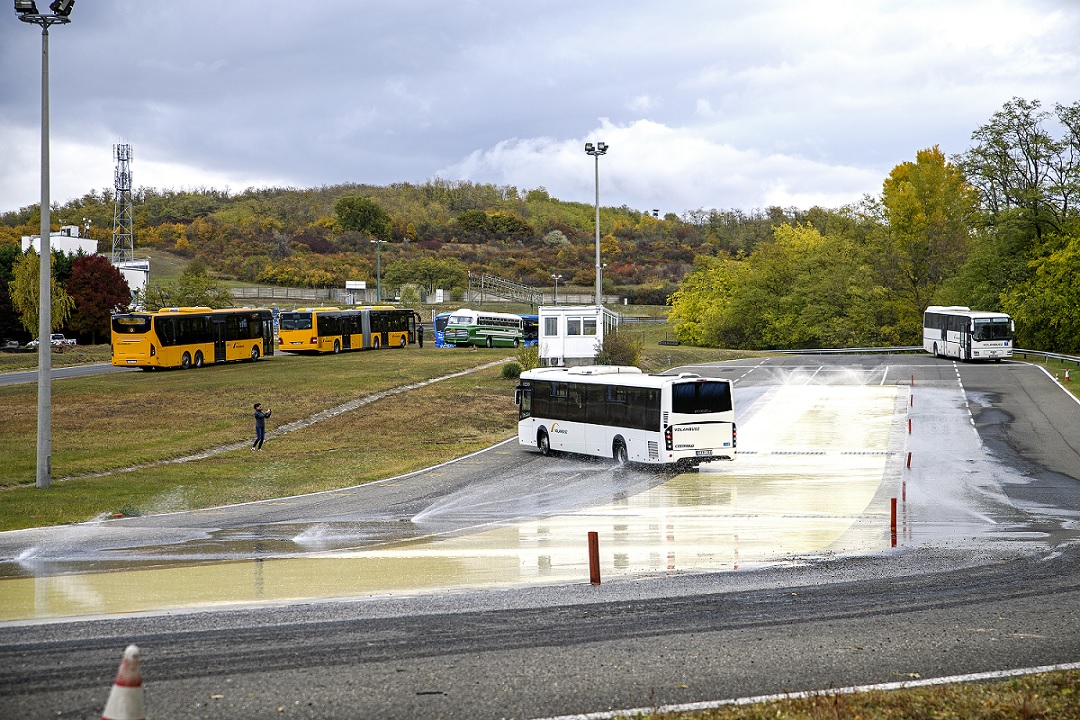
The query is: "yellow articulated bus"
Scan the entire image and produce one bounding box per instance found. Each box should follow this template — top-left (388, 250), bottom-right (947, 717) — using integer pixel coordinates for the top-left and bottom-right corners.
top-left (111, 307), bottom-right (275, 370)
top-left (277, 306), bottom-right (419, 353)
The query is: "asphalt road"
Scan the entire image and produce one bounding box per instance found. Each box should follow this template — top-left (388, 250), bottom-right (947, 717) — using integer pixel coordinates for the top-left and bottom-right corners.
top-left (0, 362), bottom-right (132, 386)
top-left (1, 355), bottom-right (1078, 719)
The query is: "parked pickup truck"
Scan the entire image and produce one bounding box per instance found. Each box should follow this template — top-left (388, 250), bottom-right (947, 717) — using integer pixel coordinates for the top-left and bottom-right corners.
top-left (26, 334), bottom-right (77, 349)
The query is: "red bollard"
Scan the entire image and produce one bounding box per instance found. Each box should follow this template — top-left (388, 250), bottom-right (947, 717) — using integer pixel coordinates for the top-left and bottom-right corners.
top-left (906, 451), bottom-right (912, 468)
top-left (891, 498), bottom-right (898, 548)
top-left (588, 531), bottom-right (601, 585)
top-left (908, 418), bottom-right (912, 434)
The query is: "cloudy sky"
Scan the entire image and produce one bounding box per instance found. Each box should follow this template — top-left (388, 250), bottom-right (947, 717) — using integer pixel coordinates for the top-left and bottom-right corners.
top-left (1, 0), bottom-right (1078, 217)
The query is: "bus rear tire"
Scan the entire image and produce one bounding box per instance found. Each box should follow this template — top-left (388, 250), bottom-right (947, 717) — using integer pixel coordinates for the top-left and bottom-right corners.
top-left (181, 352), bottom-right (192, 370)
top-left (400, 336), bottom-right (407, 348)
top-left (373, 337), bottom-right (380, 349)
top-left (251, 346), bottom-right (260, 361)
top-left (613, 439), bottom-right (628, 466)
top-left (538, 429), bottom-right (553, 456)
top-left (486, 336), bottom-right (493, 348)
top-left (193, 351), bottom-right (204, 368)
top-left (333, 340), bottom-right (341, 354)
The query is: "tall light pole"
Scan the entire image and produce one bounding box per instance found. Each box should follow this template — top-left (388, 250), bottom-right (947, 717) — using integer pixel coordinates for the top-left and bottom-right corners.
top-left (584, 141), bottom-right (607, 307)
top-left (370, 239), bottom-right (387, 302)
top-left (551, 274), bottom-right (562, 304)
top-left (16, 0), bottom-right (75, 490)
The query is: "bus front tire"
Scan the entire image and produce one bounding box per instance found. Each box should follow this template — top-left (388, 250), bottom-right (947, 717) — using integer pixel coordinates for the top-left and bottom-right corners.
top-left (193, 351), bottom-right (204, 368)
top-left (513, 339), bottom-right (520, 348)
top-left (486, 337), bottom-right (493, 349)
top-left (181, 352), bottom-right (192, 370)
top-left (373, 337), bottom-right (380, 349)
top-left (251, 346), bottom-right (260, 361)
top-left (538, 429), bottom-right (552, 456)
top-left (333, 340), bottom-right (341, 354)
top-left (400, 336), bottom-right (407, 348)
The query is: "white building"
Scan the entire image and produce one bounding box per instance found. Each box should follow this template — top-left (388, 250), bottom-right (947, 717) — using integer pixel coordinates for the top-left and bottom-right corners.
top-left (21, 225), bottom-right (98, 256)
top-left (537, 304), bottom-right (619, 367)
top-left (21, 225), bottom-right (148, 302)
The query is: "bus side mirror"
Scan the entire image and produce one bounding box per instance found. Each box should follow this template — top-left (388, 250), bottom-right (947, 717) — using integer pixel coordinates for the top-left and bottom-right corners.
top-left (514, 388), bottom-right (522, 404)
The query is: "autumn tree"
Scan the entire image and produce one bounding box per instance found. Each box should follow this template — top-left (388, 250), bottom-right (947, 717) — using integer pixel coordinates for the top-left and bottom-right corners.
top-left (8, 250), bottom-right (75, 335)
top-left (878, 146), bottom-right (978, 322)
top-left (335, 196), bottom-right (392, 241)
top-left (66, 254), bottom-right (131, 344)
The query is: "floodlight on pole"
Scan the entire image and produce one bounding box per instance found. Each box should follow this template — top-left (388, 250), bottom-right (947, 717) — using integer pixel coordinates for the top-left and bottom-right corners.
top-left (584, 141), bottom-right (608, 307)
top-left (15, 0), bottom-right (73, 489)
top-left (551, 274), bottom-right (562, 304)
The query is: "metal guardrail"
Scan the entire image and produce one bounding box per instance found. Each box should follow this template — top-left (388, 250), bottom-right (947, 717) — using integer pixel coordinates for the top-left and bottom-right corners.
top-left (1014, 349), bottom-right (1080, 365)
top-left (779, 346), bottom-right (1080, 365)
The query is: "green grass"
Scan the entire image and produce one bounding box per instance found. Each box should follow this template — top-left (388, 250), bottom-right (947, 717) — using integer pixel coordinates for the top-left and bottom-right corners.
top-left (628, 669), bottom-right (1080, 719)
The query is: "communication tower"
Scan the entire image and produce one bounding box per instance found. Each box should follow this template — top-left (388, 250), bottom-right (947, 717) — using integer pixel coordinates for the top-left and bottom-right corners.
top-left (112, 143), bottom-right (134, 263)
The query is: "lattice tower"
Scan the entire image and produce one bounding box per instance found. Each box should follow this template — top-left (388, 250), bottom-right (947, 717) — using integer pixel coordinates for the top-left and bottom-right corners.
top-left (112, 143), bottom-right (134, 263)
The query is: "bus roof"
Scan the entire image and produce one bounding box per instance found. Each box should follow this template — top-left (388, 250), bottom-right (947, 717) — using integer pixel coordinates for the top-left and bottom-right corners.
top-left (925, 306), bottom-right (1010, 320)
top-left (520, 365), bottom-right (731, 388)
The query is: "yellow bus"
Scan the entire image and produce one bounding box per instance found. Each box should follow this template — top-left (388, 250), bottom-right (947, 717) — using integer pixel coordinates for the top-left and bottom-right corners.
top-left (277, 306), bottom-right (418, 353)
top-left (111, 307), bottom-right (275, 369)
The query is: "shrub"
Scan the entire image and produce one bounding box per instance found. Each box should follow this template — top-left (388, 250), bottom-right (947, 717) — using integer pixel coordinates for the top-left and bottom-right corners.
top-left (502, 362), bottom-right (522, 379)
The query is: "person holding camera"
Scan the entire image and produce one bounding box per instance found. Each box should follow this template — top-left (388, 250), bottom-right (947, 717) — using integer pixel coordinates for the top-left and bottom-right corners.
top-left (252, 402), bottom-right (272, 450)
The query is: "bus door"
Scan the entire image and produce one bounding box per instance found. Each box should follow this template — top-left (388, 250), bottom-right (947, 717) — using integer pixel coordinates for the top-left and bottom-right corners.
top-left (213, 316), bottom-right (227, 363)
top-left (341, 315), bottom-right (352, 350)
top-left (961, 329), bottom-right (971, 359)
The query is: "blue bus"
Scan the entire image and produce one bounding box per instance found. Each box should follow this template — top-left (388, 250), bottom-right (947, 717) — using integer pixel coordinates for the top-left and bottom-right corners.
top-left (433, 311), bottom-right (454, 348)
top-left (520, 314), bottom-right (538, 347)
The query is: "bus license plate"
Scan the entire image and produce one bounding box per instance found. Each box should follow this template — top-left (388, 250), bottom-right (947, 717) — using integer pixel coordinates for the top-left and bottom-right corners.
top-left (695, 449), bottom-right (712, 456)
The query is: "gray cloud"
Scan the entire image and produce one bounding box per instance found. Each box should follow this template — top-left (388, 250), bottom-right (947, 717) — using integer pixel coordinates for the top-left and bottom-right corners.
top-left (2, 0), bottom-right (1077, 215)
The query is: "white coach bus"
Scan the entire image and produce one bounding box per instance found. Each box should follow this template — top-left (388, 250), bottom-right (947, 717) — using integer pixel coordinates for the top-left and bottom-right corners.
top-left (923, 306), bottom-right (1014, 361)
top-left (515, 365), bottom-right (736, 468)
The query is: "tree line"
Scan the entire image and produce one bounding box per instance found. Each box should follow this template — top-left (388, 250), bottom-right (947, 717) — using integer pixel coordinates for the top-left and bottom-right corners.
top-left (1, 97), bottom-right (1076, 352)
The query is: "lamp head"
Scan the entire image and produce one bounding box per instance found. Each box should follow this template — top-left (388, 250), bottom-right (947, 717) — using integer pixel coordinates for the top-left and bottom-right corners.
top-left (584, 143), bottom-right (594, 153)
top-left (48, 0), bottom-right (72, 15)
top-left (597, 141), bottom-right (608, 153)
top-left (14, 0), bottom-right (39, 15)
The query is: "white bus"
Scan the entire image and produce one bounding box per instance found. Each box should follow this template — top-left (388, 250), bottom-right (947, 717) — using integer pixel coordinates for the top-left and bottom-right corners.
top-left (515, 365), bottom-right (736, 468)
top-left (443, 308), bottom-right (524, 348)
top-left (923, 305), bottom-right (1014, 361)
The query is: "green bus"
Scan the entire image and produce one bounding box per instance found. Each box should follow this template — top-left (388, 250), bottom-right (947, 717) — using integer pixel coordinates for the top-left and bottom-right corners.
top-left (443, 308), bottom-right (524, 348)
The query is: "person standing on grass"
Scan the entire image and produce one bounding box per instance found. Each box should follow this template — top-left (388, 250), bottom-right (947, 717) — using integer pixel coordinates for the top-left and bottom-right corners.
top-left (417, 322), bottom-right (425, 348)
top-left (252, 403), bottom-right (272, 450)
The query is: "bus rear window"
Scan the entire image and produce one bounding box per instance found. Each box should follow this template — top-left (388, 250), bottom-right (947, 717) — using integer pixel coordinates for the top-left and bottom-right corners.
top-left (671, 381), bottom-right (732, 414)
top-left (112, 315), bottom-right (152, 334)
top-left (279, 313), bottom-right (312, 331)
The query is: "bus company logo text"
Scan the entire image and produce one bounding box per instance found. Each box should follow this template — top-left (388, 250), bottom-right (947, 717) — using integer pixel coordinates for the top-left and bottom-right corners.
top-left (550, 423), bottom-right (569, 435)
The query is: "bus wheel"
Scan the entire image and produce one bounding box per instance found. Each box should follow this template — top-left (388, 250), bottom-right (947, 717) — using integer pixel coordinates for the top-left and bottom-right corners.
top-left (613, 439), bottom-right (628, 466)
top-left (193, 351), bottom-right (204, 368)
top-left (486, 336), bottom-right (493, 348)
top-left (373, 337), bottom-right (380, 349)
top-left (538, 429), bottom-right (552, 456)
top-left (181, 352), bottom-right (192, 369)
top-left (513, 339), bottom-right (520, 348)
top-left (250, 346), bottom-right (260, 361)
top-left (400, 335), bottom-right (407, 348)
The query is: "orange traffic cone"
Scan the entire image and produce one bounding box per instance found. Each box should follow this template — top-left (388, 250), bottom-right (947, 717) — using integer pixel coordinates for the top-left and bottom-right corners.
top-left (102, 645), bottom-right (145, 720)
top-left (1065, 369), bottom-right (1072, 382)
